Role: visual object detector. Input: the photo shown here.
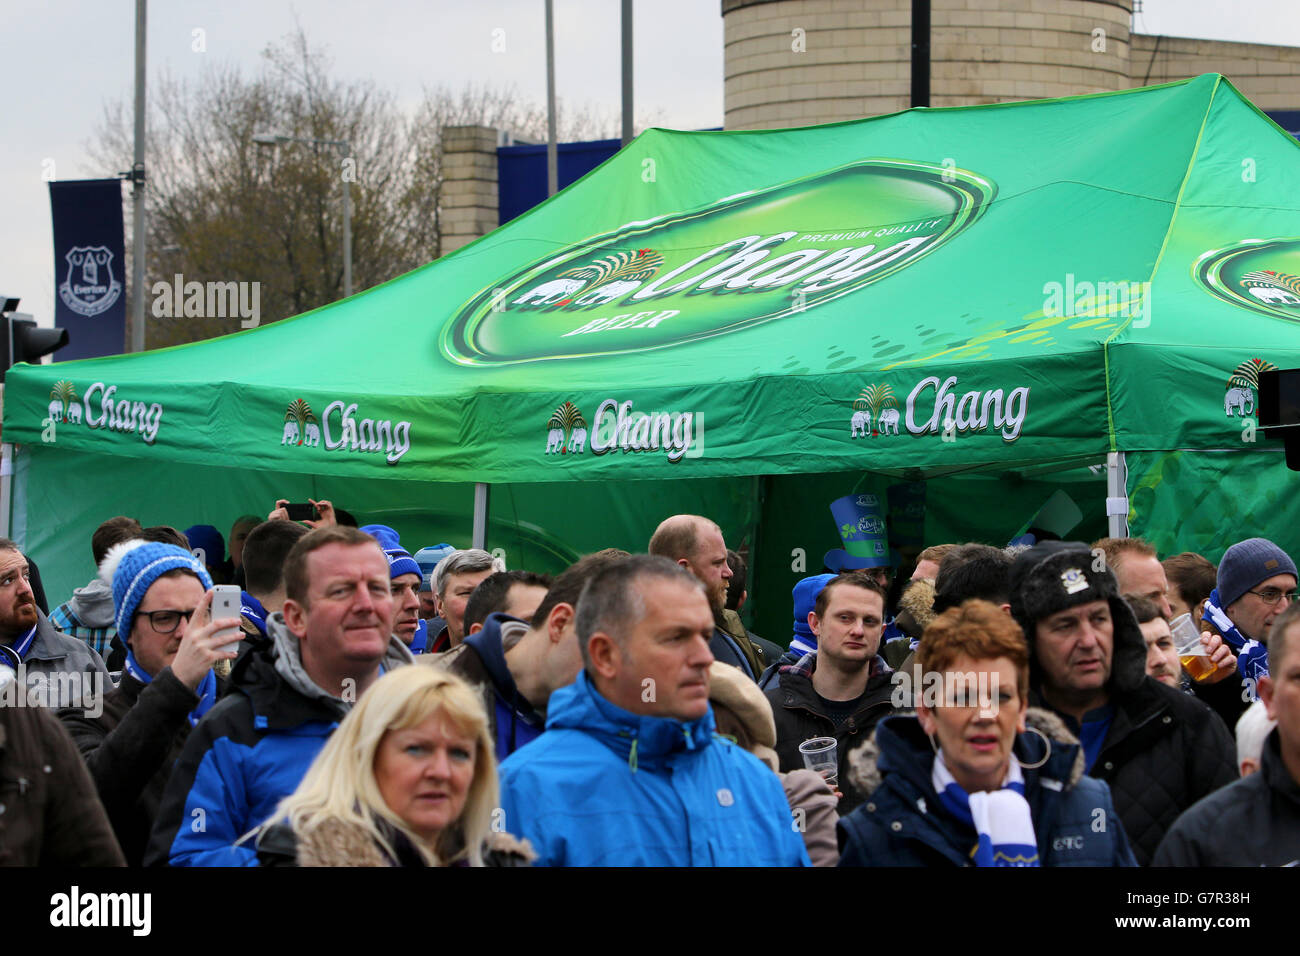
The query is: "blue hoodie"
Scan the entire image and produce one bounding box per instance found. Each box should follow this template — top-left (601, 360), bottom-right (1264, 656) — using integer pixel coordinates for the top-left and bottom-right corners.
top-left (497, 671), bottom-right (810, 867)
top-left (462, 614), bottom-right (545, 759)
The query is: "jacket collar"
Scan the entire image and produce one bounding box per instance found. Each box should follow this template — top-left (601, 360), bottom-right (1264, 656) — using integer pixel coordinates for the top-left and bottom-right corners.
top-left (777, 650), bottom-right (893, 711)
top-left (1262, 728), bottom-right (1300, 804)
top-left (847, 708), bottom-right (1086, 798)
top-left (545, 670), bottom-right (715, 769)
top-left (235, 614), bottom-right (413, 729)
top-left (23, 610), bottom-right (72, 663)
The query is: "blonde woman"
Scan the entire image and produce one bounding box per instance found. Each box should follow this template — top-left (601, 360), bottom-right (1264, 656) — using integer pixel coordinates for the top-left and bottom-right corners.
top-left (254, 667), bottom-right (533, 867)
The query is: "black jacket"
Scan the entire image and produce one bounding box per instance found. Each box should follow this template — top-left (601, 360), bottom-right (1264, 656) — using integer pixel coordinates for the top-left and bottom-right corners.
top-left (1152, 729), bottom-right (1300, 866)
top-left (1032, 673), bottom-right (1236, 866)
top-left (763, 651), bottom-right (895, 814)
top-left (1011, 542), bottom-right (1238, 865)
top-left (0, 699), bottom-right (124, 866)
top-left (58, 667), bottom-right (223, 867)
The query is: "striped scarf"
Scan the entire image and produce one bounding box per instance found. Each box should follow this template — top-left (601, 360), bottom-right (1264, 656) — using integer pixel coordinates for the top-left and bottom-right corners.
top-left (933, 751), bottom-right (1039, 867)
top-left (1203, 588), bottom-right (1269, 684)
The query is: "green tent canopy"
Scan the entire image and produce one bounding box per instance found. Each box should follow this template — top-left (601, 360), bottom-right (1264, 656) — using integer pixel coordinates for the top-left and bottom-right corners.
top-left (8, 73), bottom-right (1300, 641)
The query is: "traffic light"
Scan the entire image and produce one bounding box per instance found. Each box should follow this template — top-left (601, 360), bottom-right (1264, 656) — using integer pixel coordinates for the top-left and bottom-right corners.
top-left (1258, 368), bottom-right (1300, 470)
top-left (0, 297), bottom-right (68, 381)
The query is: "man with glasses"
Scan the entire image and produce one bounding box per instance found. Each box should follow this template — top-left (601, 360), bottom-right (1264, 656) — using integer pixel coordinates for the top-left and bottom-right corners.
top-left (59, 541), bottom-right (240, 865)
top-left (0, 537), bottom-right (108, 708)
top-left (1204, 538), bottom-right (1299, 698)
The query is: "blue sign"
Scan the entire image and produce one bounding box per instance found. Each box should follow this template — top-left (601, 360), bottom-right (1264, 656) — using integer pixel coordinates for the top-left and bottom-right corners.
top-left (49, 179), bottom-right (126, 359)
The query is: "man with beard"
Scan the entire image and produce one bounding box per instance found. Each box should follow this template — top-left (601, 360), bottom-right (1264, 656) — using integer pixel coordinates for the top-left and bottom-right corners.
top-left (0, 538), bottom-right (109, 708)
top-left (650, 515), bottom-right (765, 680)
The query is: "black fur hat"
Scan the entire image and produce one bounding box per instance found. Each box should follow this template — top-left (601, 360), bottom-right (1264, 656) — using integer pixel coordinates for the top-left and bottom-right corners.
top-left (1009, 541), bottom-right (1145, 694)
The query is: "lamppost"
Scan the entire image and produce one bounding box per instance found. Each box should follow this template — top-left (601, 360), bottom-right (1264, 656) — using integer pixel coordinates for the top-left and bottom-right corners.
top-left (253, 131), bottom-right (353, 299)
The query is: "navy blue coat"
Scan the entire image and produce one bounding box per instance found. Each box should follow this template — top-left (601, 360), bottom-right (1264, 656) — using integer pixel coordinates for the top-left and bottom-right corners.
top-left (838, 711), bottom-right (1137, 867)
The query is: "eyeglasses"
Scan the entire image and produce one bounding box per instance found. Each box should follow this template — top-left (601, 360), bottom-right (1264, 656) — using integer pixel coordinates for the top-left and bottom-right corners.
top-left (135, 608), bottom-right (198, 633)
top-left (1246, 587), bottom-right (1298, 606)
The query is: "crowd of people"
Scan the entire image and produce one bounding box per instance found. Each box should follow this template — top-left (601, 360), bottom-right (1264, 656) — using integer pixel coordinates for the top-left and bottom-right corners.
top-left (1, 502), bottom-right (1297, 867)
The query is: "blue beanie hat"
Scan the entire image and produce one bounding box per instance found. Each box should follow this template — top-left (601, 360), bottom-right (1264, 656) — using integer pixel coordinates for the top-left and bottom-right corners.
top-left (1217, 537), bottom-right (1298, 608)
top-left (793, 573), bottom-right (837, 645)
top-left (184, 524), bottom-right (225, 567)
top-left (385, 547), bottom-right (421, 581)
top-left (413, 544), bottom-right (456, 593)
top-left (100, 540), bottom-right (214, 644)
top-left (362, 524), bottom-right (403, 551)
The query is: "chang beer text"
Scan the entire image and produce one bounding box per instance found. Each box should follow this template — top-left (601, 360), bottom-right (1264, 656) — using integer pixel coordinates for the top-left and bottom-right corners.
top-left (444, 159), bottom-right (997, 365)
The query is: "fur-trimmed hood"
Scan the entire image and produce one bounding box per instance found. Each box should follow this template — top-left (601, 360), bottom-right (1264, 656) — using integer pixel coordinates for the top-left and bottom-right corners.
top-left (846, 707), bottom-right (1085, 797)
top-left (894, 578), bottom-right (937, 639)
top-left (290, 816), bottom-right (535, 867)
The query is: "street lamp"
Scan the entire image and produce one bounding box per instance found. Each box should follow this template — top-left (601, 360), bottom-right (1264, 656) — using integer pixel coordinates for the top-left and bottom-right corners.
top-left (253, 131), bottom-right (353, 298)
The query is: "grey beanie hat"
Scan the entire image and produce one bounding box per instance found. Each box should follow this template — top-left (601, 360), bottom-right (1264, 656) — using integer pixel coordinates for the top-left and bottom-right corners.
top-left (1217, 538), bottom-right (1298, 608)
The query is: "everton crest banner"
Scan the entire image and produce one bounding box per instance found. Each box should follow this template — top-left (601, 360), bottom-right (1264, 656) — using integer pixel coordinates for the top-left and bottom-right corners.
top-left (49, 178), bottom-right (126, 359)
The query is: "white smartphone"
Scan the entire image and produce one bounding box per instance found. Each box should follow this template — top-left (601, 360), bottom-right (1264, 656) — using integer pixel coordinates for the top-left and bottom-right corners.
top-left (210, 584), bottom-right (243, 655)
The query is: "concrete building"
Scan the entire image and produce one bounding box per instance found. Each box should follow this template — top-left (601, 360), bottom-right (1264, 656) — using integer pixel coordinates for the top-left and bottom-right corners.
top-left (723, 0), bottom-right (1300, 130)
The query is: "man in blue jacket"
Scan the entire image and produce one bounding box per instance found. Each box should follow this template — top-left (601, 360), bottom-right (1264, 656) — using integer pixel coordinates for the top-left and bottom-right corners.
top-left (144, 526), bottom-right (412, 866)
top-left (498, 554), bottom-right (810, 866)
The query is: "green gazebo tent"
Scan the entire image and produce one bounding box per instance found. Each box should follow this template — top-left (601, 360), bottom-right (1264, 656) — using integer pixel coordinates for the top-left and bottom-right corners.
top-left (7, 73), bottom-right (1300, 640)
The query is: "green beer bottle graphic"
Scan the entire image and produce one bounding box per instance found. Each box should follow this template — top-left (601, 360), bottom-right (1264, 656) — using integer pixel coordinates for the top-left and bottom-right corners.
top-left (442, 158), bottom-right (996, 366)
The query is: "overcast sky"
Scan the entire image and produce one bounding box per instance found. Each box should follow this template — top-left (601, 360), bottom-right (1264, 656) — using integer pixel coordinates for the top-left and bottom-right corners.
top-left (6, 0), bottom-right (1300, 325)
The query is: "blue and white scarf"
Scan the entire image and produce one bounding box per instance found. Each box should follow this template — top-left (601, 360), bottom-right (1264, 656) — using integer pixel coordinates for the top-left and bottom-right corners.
top-left (124, 648), bottom-right (218, 728)
top-left (933, 751), bottom-right (1040, 867)
top-left (410, 619), bottom-right (429, 655)
top-left (0, 624), bottom-right (37, 670)
top-left (240, 591), bottom-right (268, 639)
top-left (1202, 588), bottom-right (1268, 684)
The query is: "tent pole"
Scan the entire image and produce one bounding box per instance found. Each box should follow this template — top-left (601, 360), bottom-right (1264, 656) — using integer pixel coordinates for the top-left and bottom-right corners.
top-left (1105, 451), bottom-right (1129, 538)
top-left (0, 443), bottom-right (11, 540)
top-left (472, 482), bottom-right (489, 551)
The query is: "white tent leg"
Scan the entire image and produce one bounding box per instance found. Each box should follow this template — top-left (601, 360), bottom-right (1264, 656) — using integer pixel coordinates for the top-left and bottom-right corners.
top-left (0, 443), bottom-right (12, 540)
top-left (1106, 451), bottom-right (1129, 538)
top-left (472, 482), bottom-right (489, 550)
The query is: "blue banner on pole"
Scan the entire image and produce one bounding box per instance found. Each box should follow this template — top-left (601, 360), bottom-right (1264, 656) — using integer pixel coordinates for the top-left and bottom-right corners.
top-left (49, 178), bottom-right (127, 360)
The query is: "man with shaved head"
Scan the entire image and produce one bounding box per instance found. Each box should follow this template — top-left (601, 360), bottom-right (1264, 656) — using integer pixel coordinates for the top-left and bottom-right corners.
top-left (650, 514), bottom-right (765, 680)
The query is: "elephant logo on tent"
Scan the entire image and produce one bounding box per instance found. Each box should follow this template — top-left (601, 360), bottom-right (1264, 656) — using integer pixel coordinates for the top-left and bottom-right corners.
top-left (58, 246), bottom-right (122, 317)
top-left (48, 381), bottom-right (79, 423)
top-left (851, 384), bottom-right (899, 438)
top-left (1224, 359), bottom-right (1277, 418)
top-left (546, 401), bottom-right (588, 455)
top-left (284, 399), bottom-right (319, 446)
top-left (1241, 271), bottom-right (1300, 308)
top-left (515, 249), bottom-right (664, 310)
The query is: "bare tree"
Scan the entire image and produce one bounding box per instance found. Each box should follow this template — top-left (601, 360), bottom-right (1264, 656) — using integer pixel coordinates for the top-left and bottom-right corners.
top-left (89, 27), bottom-right (662, 348)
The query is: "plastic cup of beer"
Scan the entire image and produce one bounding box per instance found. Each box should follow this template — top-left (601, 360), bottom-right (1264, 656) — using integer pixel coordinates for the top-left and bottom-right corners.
top-left (1170, 613), bottom-right (1217, 682)
top-left (798, 736), bottom-right (838, 788)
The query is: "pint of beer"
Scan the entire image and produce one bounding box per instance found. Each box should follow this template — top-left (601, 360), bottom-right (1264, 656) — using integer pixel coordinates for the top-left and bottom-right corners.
top-left (1170, 613), bottom-right (1223, 684)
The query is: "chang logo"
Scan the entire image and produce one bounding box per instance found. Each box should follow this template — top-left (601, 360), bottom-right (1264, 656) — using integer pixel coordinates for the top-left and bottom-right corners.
top-left (444, 159), bottom-right (997, 365)
top-left (1194, 238), bottom-right (1300, 321)
top-left (543, 399), bottom-right (702, 462)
